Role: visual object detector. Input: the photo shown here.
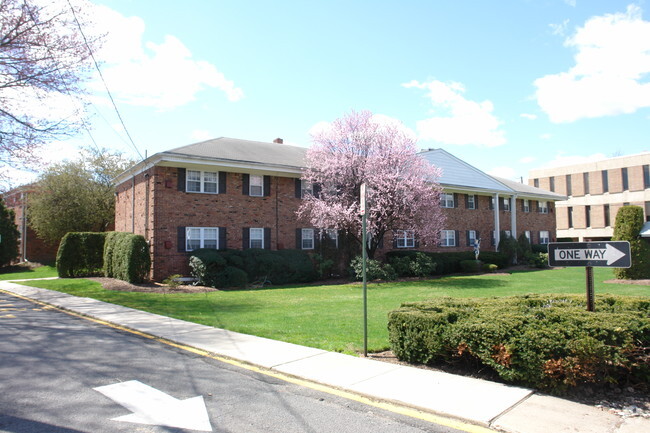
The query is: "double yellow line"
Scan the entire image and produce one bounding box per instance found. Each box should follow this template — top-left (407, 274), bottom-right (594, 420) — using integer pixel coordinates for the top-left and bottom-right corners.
top-left (1, 288), bottom-right (496, 433)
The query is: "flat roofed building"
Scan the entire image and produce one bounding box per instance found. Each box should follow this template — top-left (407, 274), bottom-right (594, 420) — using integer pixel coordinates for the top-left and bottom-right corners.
top-left (528, 152), bottom-right (650, 241)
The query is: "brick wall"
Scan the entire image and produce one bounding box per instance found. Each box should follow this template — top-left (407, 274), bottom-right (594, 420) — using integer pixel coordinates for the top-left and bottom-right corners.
top-left (116, 167), bottom-right (560, 281)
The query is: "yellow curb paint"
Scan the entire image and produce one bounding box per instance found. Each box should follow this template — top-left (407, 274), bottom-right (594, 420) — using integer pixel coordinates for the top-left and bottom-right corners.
top-left (0, 289), bottom-right (496, 433)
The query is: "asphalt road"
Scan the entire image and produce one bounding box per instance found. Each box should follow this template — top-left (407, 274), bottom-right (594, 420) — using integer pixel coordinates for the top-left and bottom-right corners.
top-left (0, 293), bottom-right (466, 433)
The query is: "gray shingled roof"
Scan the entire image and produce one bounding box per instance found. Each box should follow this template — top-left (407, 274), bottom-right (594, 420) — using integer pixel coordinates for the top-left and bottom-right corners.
top-left (492, 176), bottom-right (566, 200)
top-left (419, 148), bottom-right (511, 192)
top-left (165, 137), bottom-right (307, 168)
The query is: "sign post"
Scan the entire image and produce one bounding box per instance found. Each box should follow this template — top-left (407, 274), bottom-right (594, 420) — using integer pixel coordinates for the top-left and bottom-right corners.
top-left (360, 183), bottom-right (368, 357)
top-left (547, 241), bottom-right (631, 311)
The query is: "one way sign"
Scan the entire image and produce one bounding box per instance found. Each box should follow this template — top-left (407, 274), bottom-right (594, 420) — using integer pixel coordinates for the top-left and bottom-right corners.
top-left (548, 241), bottom-right (631, 268)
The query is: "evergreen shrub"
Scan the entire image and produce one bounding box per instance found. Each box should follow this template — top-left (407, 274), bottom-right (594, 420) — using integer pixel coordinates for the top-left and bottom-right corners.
top-left (459, 260), bottom-right (481, 273)
top-left (0, 198), bottom-right (20, 267)
top-left (612, 206), bottom-right (650, 279)
top-left (102, 232), bottom-right (150, 283)
top-left (388, 295), bottom-right (650, 392)
top-left (387, 251), bottom-right (508, 275)
top-left (189, 248), bottom-right (317, 288)
top-left (56, 232), bottom-right (107, 277)
top-left (350, 256), bottom-right (396, 281)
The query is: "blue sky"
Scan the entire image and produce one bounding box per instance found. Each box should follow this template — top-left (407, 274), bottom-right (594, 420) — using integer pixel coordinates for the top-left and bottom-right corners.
top-left (14, 0), bottom-right (650, 185)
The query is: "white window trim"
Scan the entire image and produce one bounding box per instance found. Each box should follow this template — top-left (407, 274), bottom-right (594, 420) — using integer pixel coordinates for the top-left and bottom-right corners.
top-left (468, 230), bottom-right (477, 246)
top-left (301, 228), bottom-right (314, 250)
top-left (186, 227), bottom-right (219, 251)
top-left (525, 231), bottom-right (531, 241)
top-left (250, 175), bottom-right (264, 197)
top-left (396, 230), bottom-right (415, 248)
top-left (467, 195), bottom-right (476, 209)
top-left (187, 170), bottom-right (219, 194)
top-left (250, 227), bottom-right (264, 248)
top-left (440, 193), bottom-right (454, 208)
top-left (441, 230), bottom-right (456, 247)
top-left (540, 230), bottom-right (550, 244)
top-left (523, 199), bottom-right (530, 213)
top-left (503, 197), bottom-right (510, 211)
top-left (301, 180), bottom-right (313, 198)
top-left (539, 201), bottom-right (549, 214)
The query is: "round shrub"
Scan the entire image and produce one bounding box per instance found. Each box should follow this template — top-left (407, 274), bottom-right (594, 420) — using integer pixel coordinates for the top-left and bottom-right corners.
top-left (215, 266), bottom-right (248, 289)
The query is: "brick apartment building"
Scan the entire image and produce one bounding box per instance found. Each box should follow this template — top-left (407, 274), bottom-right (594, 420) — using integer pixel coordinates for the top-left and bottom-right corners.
top-left (114, 138), bottom-right (563, 281)
top-left (528, 152), bottom-right (650, 241)
top-left (2, 186), bottom-right (58, 264)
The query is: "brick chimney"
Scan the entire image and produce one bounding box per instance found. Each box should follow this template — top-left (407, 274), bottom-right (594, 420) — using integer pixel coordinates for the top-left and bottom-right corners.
top-left (273, 138), bottom-right (283, 144)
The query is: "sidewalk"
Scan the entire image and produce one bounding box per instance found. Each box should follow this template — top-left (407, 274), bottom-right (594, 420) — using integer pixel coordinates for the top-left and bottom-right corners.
top-left (1, 281), bottom-right (647, 433)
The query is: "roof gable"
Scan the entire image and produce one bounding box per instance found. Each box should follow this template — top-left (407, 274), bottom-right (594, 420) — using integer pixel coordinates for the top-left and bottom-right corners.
top-left (419, 149), bottom-right (511, 193)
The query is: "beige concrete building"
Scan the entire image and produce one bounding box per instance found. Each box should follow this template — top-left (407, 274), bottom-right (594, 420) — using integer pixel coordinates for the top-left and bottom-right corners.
top-left (528, 152), bottom-right (650, 241)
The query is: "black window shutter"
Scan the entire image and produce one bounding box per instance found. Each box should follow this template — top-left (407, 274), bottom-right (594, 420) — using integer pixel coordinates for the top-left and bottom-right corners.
top-left (177, 226), bottom-right (186, 252)
top-left (550, 203), bottom-right (554, 213)
top-left (242, 174), bottom-right (250, 195)
top-left (177, 168), bottom-right (186, 192)
top-left (295, 179), bottom-right (302, 198)
top-left (219, 227), bottom-right (227, 250)
top-left (455, 231), bottom-right (460, 247)
top-left (454, 193), bottom-right (459, 208)
top-left (264, 228), bottom-right (271, 249)
top-left (414, 234), bottom-right (420, 248)
top-left (219, 172), bottom-right (227, 194)
top-left (475, 195), bottom-right (479, 210)
top-left (392, 231), bottom-right (398, 249)
top-left (476, 231), bottom-right (480, 244)
top-left (465, 195), bottom-right (470, 209)
top-left (537, 201), bottom-right (541, 213)
top-left (263, 176), bottom-right (271, 197)
top-left (466, 231), bottom-right (471, 246)
top-left (242, 227), bottom-right (249, 249)
top-left (295, 228), bottom-right (302, 249)
top-left (313, 183), bottom-right (321, 198)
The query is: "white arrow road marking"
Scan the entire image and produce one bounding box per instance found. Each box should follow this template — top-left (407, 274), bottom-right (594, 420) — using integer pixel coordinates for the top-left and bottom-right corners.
top-left (94, 380), bottom-right (212, 431)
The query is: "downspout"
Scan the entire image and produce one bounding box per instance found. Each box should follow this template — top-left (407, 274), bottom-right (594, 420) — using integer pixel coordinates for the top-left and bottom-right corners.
top-left (511, 194), bottom-right (518, 239)
top-left (131, 175), bottom-right (135, 233)
top-left (21, 191), bottom-right (28, 262)
top-left (493, 193), bottom-right (500, 251)
top-left (275, 176), bottom-right (279, 249)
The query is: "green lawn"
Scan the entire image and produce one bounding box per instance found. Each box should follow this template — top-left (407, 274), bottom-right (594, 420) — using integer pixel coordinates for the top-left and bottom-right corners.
top-left (14, 267), bottom-right (650, 354)
top-left (0, 265), bottom-right (57, 280)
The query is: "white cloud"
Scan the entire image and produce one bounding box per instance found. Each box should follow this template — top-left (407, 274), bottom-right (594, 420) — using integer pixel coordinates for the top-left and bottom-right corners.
top-left (308, 113), bottom-right (416, 141)
top-left (403, 79), bottom-right (506, 147)
top-left (519, 156), bottom-right (536, 164)
top-left (549, 19), bottom-right (571, 36)
top-left (89, 5), bottom-right (244, 109)
top-left (564, 0), bottom-right (576, 7)
top-left (535, 5), bottom-right (650, 123)
top-left (540, 133), bottom-right (552, 140)
top-left (520, 113), bottom-right (537, 120)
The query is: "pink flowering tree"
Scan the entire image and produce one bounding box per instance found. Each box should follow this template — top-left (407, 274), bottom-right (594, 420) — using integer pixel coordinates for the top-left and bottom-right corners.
top-left (298, 110), bottom-right (445, 259)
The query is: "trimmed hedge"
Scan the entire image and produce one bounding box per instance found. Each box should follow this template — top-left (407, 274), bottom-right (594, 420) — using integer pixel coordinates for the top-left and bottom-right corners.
top-left (56, 232), bottom-right (107, 277)
top-left (612, 206), bottom-right (650, 280)
top-left (388, 295), bottom-right (650, 392)
top-left (190, 248), bottom-right (317, 288)
top-left (103, 232), bottom-right (150, 284)
top-left (386, 250), bottom-right (509, 275)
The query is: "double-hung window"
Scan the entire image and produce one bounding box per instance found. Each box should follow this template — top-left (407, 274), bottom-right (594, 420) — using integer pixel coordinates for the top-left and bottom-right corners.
top-left (502, 197), bottom-right (510, 211)
top-left (324, 229), bottom-right (338, 248)
top-left (538, 201), bottom-right (548, 214)
top-left (467, 195), bottom-right (476, 209)
top-left (301, 228), bottom-right (314, 250)
top-left (301, 180), bottom-right (313, 198)
top-left (249, 175), bottom-right (264, 197)
top-left (187, 170), bottom-right (218, 193)
top-left (440, 193), bottom-right (454, 208)
top-left (441, 230), bottom-right (456, 247)
top-left (525, 231), bottom-right (531, 242)
top-left (250, 228), bottom-right (264, 248)
top-left (396, 230), bottom-right (415, 248)
top-left (523, 199), bottom-right (530, 213)
top-left (539, 231), bottom-right (550, 244)
top-left (186, 227), bottom-right (218, 251)
top-left (468, 230), bottom-right (477, 246)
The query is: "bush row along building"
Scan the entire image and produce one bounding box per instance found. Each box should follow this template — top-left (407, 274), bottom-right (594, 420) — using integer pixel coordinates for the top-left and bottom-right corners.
top-left (528, 152), bottom-right (650, 241)
top-left (113, 138), bottom-right (562, 281)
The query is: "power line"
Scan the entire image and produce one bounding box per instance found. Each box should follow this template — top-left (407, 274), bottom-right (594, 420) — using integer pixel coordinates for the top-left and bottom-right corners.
top-left (66, 0), bottom-right (144, 161)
